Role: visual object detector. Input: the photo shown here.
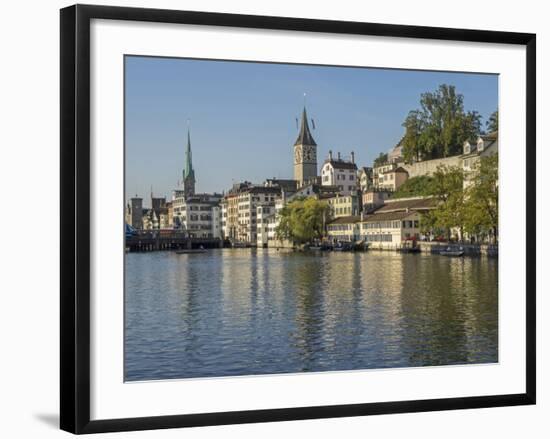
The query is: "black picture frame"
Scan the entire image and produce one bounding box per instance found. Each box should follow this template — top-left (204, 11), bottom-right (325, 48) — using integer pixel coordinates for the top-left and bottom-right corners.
top-left (60, 4), bottom-right (536, 434)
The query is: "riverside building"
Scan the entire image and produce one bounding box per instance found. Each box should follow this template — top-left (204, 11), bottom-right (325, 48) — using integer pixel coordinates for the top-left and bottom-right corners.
top-left (320, 151), bottom-right (358, 196)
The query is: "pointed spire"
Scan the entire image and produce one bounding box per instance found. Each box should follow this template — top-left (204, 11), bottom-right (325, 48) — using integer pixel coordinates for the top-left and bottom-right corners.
top-left (184, 127), bottom-right (195, 181)
top-left (294, 106), bottom-right (317, 146)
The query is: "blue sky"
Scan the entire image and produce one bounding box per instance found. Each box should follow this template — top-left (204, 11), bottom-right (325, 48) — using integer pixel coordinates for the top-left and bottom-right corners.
top-left (125, 56), bottom-right (498, 203)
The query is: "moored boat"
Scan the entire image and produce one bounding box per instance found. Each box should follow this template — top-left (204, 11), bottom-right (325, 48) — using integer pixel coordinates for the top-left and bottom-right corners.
top-left (175, 249), bottom-right (207, 254)
top-left (176, 246), bottom-right (207, 254)
top-left (440, 246), bottom-right (464, 257)
top-left (333, 242), bottom-right (353, 251)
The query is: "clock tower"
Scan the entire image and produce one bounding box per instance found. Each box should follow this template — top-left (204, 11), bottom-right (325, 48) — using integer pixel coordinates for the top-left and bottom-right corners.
top-left (293, 106), bottom-right (317, 187)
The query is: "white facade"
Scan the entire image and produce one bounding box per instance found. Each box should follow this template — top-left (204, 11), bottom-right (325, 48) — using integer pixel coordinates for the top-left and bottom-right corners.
top-left (256, 204), bottom-right (277, 247)
top-left (360, 212), bottom-right (420, 249)
top-left (326, 218), bottom-right (361, 242)
top-left (172, 191), bottom-right (222, 238)
top-left (325, 194), bottom-right (360, 218)
top-left (236, 187), bottom-right (280, 244)
top-left (320, 152), bottom-right (358, 196)
top-left (373, 162), bottom-right (397, 189)
top-left (357, 167), bottom-right (373, 192)
top-left (462, 134), bottom-right (498, 190)
top-left (327, 211), bottom-right (422, 249)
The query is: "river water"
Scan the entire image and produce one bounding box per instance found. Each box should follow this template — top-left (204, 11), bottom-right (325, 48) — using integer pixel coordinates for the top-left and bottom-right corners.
top-left (125, 249), bottom-right (498, 381)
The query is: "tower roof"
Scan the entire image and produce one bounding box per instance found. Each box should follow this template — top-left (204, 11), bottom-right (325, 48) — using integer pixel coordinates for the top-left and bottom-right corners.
top-left (184, 129), bottom-right (195, 180)
top-left (294, 107), bottom-right (316, 146)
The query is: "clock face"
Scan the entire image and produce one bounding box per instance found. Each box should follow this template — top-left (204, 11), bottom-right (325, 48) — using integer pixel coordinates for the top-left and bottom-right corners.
top-left (303, 145), bottom-right (315, 162)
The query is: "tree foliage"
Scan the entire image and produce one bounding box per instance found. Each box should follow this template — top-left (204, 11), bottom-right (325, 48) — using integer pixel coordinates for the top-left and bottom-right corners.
top-left (275, 197), bottom-right (331, 244)
top-left (373, 152), bottom-right (388, 167)
top-left (463, 153), bottom-right (498, 241)
top-left (401, 84), bottom-right (482, 163)
top-left (426, 164), bottom-right (466, 239)
top-left (417, 155), bottom-right (498, 242)
top-left (486, 110), bottom-right (498, 133)
top-left (392, 175), bottom-right (435, 199)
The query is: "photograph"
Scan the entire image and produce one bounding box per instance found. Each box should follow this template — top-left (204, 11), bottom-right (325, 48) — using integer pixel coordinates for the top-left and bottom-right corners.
top-left (124, 56), bottom-right (499, 382)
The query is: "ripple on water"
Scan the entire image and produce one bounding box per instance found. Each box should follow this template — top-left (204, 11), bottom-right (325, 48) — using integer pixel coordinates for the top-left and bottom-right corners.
top-left (124, 249), bottom-right (498, 381)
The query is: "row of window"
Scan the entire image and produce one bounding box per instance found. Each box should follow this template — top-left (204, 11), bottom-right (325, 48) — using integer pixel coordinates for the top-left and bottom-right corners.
top-left (178, 214), bottom-right (213, 222)
top-left (365, 234), bottom-right (393, 242)
top-left (363, 221), bottom-right (402, 229)
top-left (333, 207), bottom-right (352, 215)
top-left (334, 185), bottom-right (356, 191)
top-left (329, 197), bottom-right (352, 204)
top-left (329, 220), bottom-right (420, 231)
top-left (335, 174), bottom-right (354, 181)
top-left (176, 205), bottom-right (213, 212)
top-left (257, 207), bottom-right (273, 214)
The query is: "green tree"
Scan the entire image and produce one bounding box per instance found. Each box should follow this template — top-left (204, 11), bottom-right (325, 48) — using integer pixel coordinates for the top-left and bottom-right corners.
top-left (463, 153), bottom-right (498, 242)
top-left (275, 197), bottom-right (331, 244)
top-left (429, 164), bottom-right (465, 240)
top-left (401, 84), bottom-right (483, 162)
top-left (392, 175), bottom-right (435, 199)
top-left (486, 110), bottom-right (498, 133)
top-left (373, 152), bottom-right (388, 167)
top-left (402, 110), bottom-right (424, 163)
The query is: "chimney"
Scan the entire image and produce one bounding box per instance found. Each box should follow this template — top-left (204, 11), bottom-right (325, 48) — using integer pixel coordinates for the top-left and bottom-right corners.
top-left (329, 150), bottom-right (333, 160)
top-left (351, 151), bottom-right (355, 163)
top-left (337, 152), bottom-right (341, 160)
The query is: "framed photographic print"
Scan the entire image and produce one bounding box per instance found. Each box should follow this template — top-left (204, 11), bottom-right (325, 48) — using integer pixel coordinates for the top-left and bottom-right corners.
top-left (60, 4), bottom-right (536, 434)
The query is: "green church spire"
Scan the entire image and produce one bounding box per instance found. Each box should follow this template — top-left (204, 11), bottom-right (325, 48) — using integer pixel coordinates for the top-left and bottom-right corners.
top-left (184, 129), bottom-right (195, 180)
top-left (183, 127), bottom-right (196, 198)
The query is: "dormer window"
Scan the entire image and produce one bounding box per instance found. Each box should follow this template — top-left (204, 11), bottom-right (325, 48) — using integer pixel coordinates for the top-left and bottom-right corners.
top-left (477, 138), bottom-right (485, 152)
top-left (463, 141), bottom-right (471, 155)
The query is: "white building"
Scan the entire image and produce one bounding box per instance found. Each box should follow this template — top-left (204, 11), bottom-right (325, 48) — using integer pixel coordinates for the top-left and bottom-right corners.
top-left (360, 211), bottom-right (421, 249)
top-left (462, 132), bottom-right (498, 189)
top-left (320, 151), bottom-right (358, 196)
top-left (235, 186), bottom-right (280, 244)
top-left (357, 166), bottom-right (373, 192)
top-left (327, 196), bottom-right (437, 248)
top-left (377, 166), bottom-right (409, 192)
top-left (326, 216), bottom-right (361, 242)
top-left (325, 193), bottom-right (360, 218)
top-left (373, 162), bottom-right (397, 189)
top-left (256, 204), bottom-right (277, 247)
top-left (172, 191), bottom-right (223, 238)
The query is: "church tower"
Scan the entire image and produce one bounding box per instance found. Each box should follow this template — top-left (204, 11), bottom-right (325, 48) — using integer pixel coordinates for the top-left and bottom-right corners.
top-left (293, 106), bottom-right (317, 187)
top-left (183, 129), bottom-right (195, 198)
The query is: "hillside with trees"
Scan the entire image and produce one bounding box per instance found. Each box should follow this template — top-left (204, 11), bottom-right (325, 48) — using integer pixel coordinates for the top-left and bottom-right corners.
top-left (400, 84), bottom-right (486, 163)
top-left (419, 154), bottom-right (498, 242)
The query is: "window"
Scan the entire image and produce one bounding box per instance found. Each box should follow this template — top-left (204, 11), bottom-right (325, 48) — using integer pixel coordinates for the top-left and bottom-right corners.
top-left (364, 234), bottom-right (393, 242)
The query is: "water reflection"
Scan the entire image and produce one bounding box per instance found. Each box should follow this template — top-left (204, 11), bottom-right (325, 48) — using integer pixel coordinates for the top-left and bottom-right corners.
top-left (125, 249), bottom-right (498, 381)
